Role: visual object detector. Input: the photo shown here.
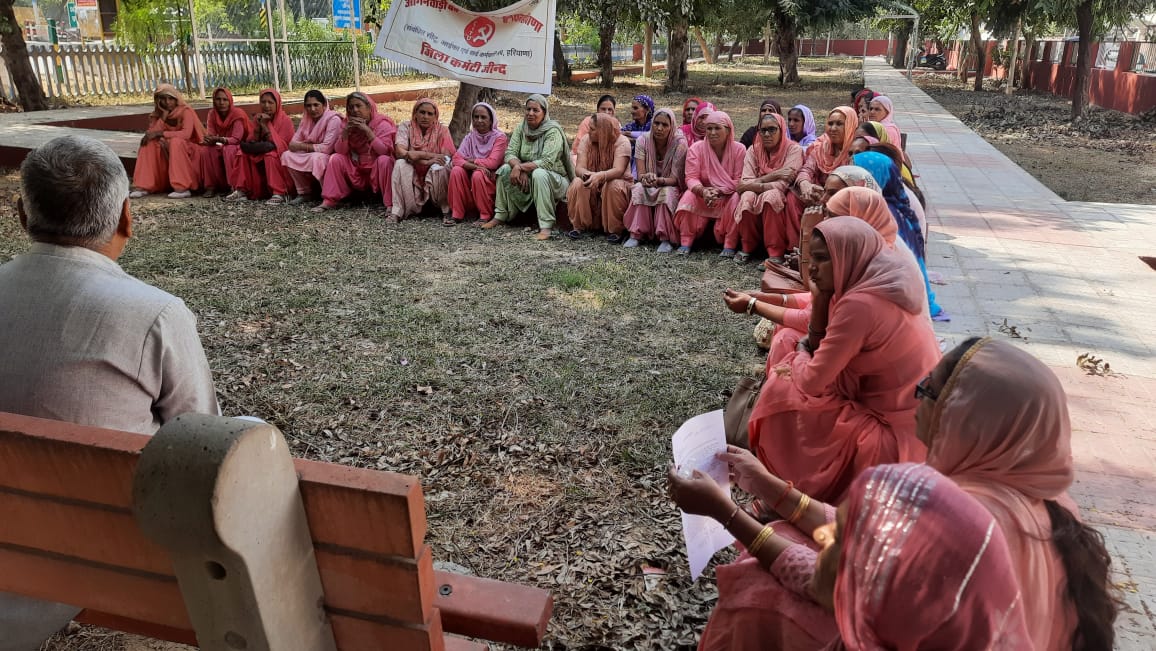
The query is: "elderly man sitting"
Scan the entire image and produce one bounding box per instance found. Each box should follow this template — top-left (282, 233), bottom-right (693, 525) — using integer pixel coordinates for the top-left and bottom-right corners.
top-left (0, 135), bottom-right (219, 650)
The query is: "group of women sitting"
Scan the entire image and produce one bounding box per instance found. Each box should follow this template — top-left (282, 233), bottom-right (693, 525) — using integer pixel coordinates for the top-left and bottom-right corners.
top-left (666, 114), bottom-right (1118, 645)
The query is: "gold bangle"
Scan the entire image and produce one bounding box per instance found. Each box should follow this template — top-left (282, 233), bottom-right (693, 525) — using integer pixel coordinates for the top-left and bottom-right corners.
top-left (788, 494), bottom-right (811, 525)
top-left (747, 524), bottom-right (776, 556)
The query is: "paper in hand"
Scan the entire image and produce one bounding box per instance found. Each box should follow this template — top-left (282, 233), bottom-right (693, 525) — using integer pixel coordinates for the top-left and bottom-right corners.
top-left (671, 409), bottom-right (735, 580)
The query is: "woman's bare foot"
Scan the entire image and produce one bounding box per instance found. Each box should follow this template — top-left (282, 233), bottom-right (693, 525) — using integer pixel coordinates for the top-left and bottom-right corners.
top-left (481, 219), bottom-right (502, 230)
top-left (535, 228), bottom-right (551, 241)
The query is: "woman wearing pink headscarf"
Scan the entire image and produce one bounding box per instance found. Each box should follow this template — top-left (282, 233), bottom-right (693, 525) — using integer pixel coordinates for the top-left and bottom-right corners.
top-left (623, 108), bottom-right (687, 251)
top-left (448, 102), bottom-right (507, 224)
top-left (281, 89), bottom-right (344, 205)
top-left (667, 460), bottom-right (1032, 651)
top-left (392, 98), bottom-right (457, 224)
top-left (749, 217), bottom-right (938, 503)
top-left (672, 110), bottom-right (745, 255)
top-left (866, 95), bottom-right (902, 146)
top-left (315, 92), bottom-right (397, 213)
top-left (796, 107), bottom-right (858, 205)
top-left (729, 112), bottom-right (804, 264)
top-left (681, 100), bottom-right (716, 144)
top-left (918, 338), bottom-right (1119, 650)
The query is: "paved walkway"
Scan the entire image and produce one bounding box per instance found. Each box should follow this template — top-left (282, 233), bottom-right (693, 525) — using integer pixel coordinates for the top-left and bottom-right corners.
top-left (864, 58), bottom-right (1156, 647)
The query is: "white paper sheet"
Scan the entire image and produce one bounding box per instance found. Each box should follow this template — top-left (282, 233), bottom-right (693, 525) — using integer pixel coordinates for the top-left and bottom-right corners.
top-left (671, 409), bottom-right (735, 580)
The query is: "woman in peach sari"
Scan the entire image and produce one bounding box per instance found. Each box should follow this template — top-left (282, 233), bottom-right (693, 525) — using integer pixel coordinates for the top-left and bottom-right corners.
top-left (130, 84), bottom-right (205, 199)
top-left (392, 98), bottom-right (457, 224)
top-left (794, 107), bottom-right (857, 205)
top-left (919, 338), bottom-right (1120, 650)
top-left (748, 217), bottom-right (937, 503)
top-left (673, 111), bottom-right (745, 255)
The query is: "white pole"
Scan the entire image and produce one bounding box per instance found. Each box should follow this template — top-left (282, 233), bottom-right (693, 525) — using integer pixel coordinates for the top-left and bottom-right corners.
top-left (279, 0), bottom-right (292, 91)
top-left (265, 0), bottom-right (280, 91)
top-left (187, 0), bottom-right (205, 98)
top-left (351, 29), bottom-right (361, 92)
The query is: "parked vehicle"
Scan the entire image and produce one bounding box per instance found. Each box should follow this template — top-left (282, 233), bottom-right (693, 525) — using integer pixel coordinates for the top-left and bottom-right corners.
top-left (916, 47), bottom-right (948, 71)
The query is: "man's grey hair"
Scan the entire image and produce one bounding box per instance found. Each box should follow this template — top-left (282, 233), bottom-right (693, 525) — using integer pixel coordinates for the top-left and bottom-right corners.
top-left (20, 135), bottom-right (130, 245)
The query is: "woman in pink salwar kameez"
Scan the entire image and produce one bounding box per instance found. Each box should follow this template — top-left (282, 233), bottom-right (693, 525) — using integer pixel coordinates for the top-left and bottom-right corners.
top-left (748, 217), bottom-right (938, 503)
top-left (281, 89), bottom-right (343, 206)
top-left (622, 108), bottom-right (686, 251)
top-left (130, 84), bottom-right (205, 199)
top-left (200, 87), bottom-right (249, 199)
top-left (667, 458), bottom-right (1031, 651)
top-left (229, 88), bottom-right (294, 204)
top-left (672, 111), bottom-right (745, 255)
top-left (314, 92), bottom-right (397, 213)
top-left (728, 112), bottom-right (804, 264)
top-left (391, 98), bottom-right (457, 224)
top-left (448, 102), bottom-right (507, 224)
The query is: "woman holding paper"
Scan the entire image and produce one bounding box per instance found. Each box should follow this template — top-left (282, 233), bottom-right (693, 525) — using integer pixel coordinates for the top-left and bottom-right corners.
top-left (391, 98), bottom-right (457, 224)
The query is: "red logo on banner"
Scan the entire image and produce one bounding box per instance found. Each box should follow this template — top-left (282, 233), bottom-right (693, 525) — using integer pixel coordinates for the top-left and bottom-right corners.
top-left (463, 17), bottom-right (496, 47)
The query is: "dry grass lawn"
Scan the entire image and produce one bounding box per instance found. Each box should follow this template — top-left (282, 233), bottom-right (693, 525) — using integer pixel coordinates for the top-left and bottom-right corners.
top-left (4, 58), bottom-right (862, 651)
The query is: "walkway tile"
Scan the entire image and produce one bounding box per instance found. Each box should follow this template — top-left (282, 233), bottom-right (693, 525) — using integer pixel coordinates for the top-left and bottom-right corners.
top-left (865, 59), bottom-right (1156, 646)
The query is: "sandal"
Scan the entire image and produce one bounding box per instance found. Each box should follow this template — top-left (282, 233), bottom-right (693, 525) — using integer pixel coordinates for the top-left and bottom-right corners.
top-left (288, 195), bottom-right (311, 206)
top-left (564, 230), bottom-right (582, 240)
top-left (266, 195), bottom-right (286, 206)
top-left (606, 233), bottom-right (623, 244)
top-left (384, 214), bottom-right (399, 225)
top-left (442, 216), bottom-right (457, 226)
top-left (734, 251), bottom-right (751, 264)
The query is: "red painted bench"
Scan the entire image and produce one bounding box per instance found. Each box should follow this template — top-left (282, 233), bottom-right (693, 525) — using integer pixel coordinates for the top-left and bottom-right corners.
top-left (0, 412), bottom-right (552, 650)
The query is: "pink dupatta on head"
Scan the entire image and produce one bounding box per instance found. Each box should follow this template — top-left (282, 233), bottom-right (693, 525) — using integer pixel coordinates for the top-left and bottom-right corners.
top-left (751, 112), bottom-right (801, 175)
top-left (295, 93), bottom-right (342, 144)
top-left (826, 186), bottom-right (896, 246)
top-left (700, 111), bottom-right (742, 194)
top-left (809, 107), bottom-right (859, 176)
top-left (637, 107), bottom-right (687, 178)
top-left (457, 101), bottom-right (501, 160)
top-left (925, 338), bottom-right (1078, 650)
top-left (682, 101), bottom-right (716, 143)
top-left (870, 95), bottom-right (902, 145)
top-left (406, 98), bottom-right (452, 154)
top-left (834, 463), bottom-right (1031, 651)
top-left (815, 216), bottom-right (924, 315)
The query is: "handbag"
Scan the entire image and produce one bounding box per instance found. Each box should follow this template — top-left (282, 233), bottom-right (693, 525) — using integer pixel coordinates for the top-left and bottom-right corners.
top-left (723, 375), bottom-right (763, 449)
top-left (760, 261), bottom-right (805, 294)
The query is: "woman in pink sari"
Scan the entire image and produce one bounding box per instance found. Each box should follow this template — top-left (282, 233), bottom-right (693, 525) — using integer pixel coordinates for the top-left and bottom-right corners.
top-left (230, 88), bottom-right (294, 204)
top-left (795, 107), bottom-right (858, 205)
top-left (728, 112), bottom-right (804, 264)
top-left (623, 108), bottom-right (687, 251)
top-left (673, 111), bottom-right (744, 255)
top-left (314, 92), bottom-right (397, 213)
top-left (130, 84), bottom-right (205, 199)
top-left (681, 100), bottom-right (715, 145)
top-left (866, 95), bottom-right (902, 146)
top-left (448, 102), bottom-right (507, 224)
top-left (667, 460), bottom-right (1031, 651)
top-left (918, 338), bottom-right (1120, 650)
top-left (392, 98), bottom-right (457, 224)
top-left (200, 87), bottom-right (249, 199)
top-left (281, 89), bottom-right (343, 206)
top-left (749, 217), bottom-right (938, 503)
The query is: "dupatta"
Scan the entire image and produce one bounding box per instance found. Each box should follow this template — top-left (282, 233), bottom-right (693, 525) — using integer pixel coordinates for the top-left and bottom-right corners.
top-left (150, 83), bottom-right (206, 142)
top-left (206, 87), bottom-right (249, 140)
top-left (808, 107), bottom-right (858, 176)
top-left (751, 113), bottom-right (800, 175)
top-left (636, 108), bottom-right (687, 179)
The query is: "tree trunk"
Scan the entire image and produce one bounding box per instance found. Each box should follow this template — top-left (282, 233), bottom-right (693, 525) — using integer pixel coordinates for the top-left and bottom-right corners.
top-left (763, 20), bottom-right (771, 64)
top-left (597, 21), bottom-right (615, 87)
top-left (448, 82), bottom-right (483, 142)
top-left (969, 12), bottom-right (985, 91)
top-left (1019, 34), bottom-right (1035, 90)
top-left (958, 40), bottom-right (970, 82)
top-left (666, 17), bottom-right (690, 91)
top-left (0, 0), bottom-right (49, 111)
top-left (772, 10), bottom-right (799, 84)
top-left (692, 27), bottom-right (713, 64)
top-left (1005, 19), bottom-right (1021, 94)
top-left (643, 23), bottom-right (653, 77)
top-left (1072, 0), bottom-right (1094, 119)
top-left (712, 32), bottom-right (724, 63)
top-left (893, 23), bottom-right (911, 70)
top-left (553, 30), bottom-right (571, 84)
top-left (728, 37), bottom-right (741, 62)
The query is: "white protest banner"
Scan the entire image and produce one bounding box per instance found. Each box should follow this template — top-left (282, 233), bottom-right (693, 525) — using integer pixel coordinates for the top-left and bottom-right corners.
top-left (372, 0), bottom-right (556, 95)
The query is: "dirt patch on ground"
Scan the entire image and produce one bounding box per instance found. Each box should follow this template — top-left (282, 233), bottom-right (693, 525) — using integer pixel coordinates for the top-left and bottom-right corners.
top-left (6, 59), bottom-right (860, 651)
top-left (915, 73), bottom-right (1156, 205)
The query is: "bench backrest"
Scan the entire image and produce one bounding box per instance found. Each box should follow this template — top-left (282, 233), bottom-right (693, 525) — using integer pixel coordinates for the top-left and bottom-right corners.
top-left (0, 412), bottom-right (550, 650)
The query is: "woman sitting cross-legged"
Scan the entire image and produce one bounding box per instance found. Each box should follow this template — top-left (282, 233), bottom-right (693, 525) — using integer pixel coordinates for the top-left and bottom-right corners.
top-left (794, 107), bottom-right (858, 206)
top-left (229, 88), bottom-right (294, 205)
top-left (130, 84), bottom-right (205, 199)
top-left (920, 337), bottom-right (1120, 650)
top-left (281, 89), bottom-right (343, 206)
top-left (672, 111), bottom-right (745, 255)
top-left (622, 108), bottom-right (687, 251)
top-left (314, 92), bottom-right (397, 213)
top-left (668, 460), bottom-right (1033, 650)
top-left (391, 98), bottom-right (457, 224)
top-left (748, 217), bottom-right (939, 503)
top-left (728, 112), bottom-right (804, 264)
top-left (484, 94), bottom-right (575, 241)
top-left (565, 113), bottom-right (632, 242)
top-left (448, 102), bottom-right (507, 225)
top-left (200, 87), bottom-right (249, 199)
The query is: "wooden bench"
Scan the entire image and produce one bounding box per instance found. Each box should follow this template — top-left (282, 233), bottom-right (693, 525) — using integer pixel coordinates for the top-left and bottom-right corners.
top-left (0, 412), bottom-right (552, 650)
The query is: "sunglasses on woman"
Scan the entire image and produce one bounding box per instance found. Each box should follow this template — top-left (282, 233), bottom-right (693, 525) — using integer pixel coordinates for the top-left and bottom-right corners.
top-left (914, 375), bottom-right (939, 401)
top-left (759, 126), bottom-right (780, 135)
